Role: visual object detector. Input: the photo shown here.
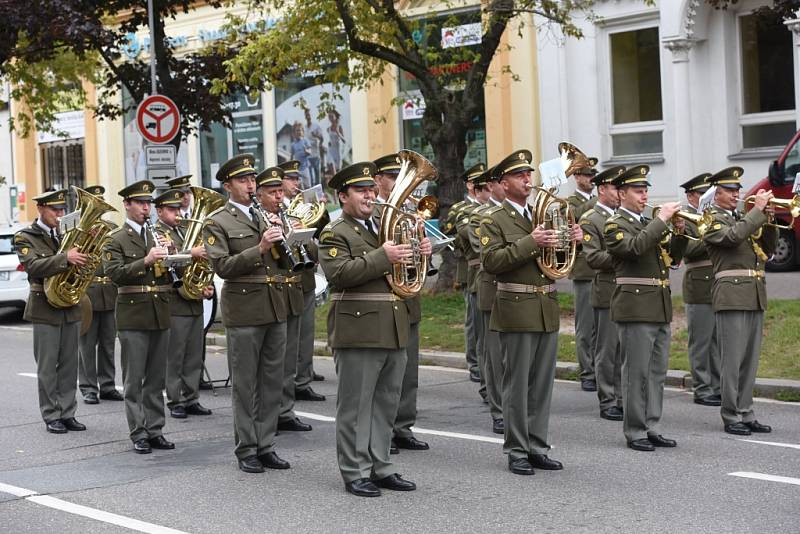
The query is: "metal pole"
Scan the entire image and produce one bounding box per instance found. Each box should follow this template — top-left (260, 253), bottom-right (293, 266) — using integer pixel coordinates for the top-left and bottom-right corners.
top-left (147, 0), bottom-right (157, 95)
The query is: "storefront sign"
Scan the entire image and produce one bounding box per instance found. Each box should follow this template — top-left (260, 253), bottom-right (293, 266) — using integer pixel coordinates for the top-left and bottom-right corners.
top-left (441, 23), bottom-right (482, 49)
top-left (37, 111), bottom-right (85, 144)
top-left (402, 97), bottom-right (425, 121)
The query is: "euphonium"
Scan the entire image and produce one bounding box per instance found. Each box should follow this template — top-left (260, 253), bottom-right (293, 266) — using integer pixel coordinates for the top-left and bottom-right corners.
top-left (743, 194), bottom-right (800, 229)
top-left (44, 186), bottom-right (117, 308)
top-left (373, 149), bottom-right (438, 298)
top-left (176, 186), bottom-right (227, 300)
top-left (287, 191), bottom-right (330, 232)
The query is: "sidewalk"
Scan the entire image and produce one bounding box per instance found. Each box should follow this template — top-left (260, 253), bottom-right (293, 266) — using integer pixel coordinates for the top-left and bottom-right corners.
top-left (205, 332), bottom-right (800, 401)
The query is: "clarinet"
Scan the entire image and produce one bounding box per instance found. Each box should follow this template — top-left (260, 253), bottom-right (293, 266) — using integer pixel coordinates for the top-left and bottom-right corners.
top-left (277, 205), bottom-right (315, 270)
top-left (248, 193), bottom-right (304, 273)
top-left (144, 220), bottom-right (183, 288)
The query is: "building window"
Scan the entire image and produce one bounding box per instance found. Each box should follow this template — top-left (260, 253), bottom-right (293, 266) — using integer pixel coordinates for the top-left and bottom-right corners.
top-left (739, 12), bottom-right (796, 150)
top-left (41, 140), bottom-right (85, 205)
top-left (608, 26), bottom-right (663, 157)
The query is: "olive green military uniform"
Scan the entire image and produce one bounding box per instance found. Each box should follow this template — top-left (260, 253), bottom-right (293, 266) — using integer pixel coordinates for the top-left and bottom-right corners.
top-left (16, 193), bottom-right (82, 425)
top-left (568, 191), bottom-right (598, 384)
top-left (458, 200), bottom-right (485, 382)
top-left (703, 179), bottom-right (777, 427)
top-left (79, 220), bottom-right (119, 399)
top-left (605, 181), bottom-right (687, 444)
top-left (295, 250), bottom-right (318, 393)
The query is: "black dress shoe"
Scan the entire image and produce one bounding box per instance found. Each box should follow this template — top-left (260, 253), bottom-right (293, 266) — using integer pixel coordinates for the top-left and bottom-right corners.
top-left (46, 420), bottom-right (67, 434)
top-left (724, 422), bottom-right (752, 436)
top-left (600, 406), bottom-right (624, 421)
top-left (469, 369), bottom-right (481, 383)
top-left (170, 406), bottom-right (187, 419)
top-left (148, 435), bottom-right (175, 450)
top-left (238, 455), bottom-right (264, 473)
top-left (82, 392), bottom-right (99, 405)
top-left (390, 441), bottom-right (399, 455)
top-left (529, 454), bottom-right (563, 470)
top-left (258, 451), bottom-right (291, 469)
top-left (295, 387), bottom-right (326, 401)
top-left (185, 403), bottom-right (212, 416)
top-left (492, 418), bottom-right (504, 434)
top-left (133, 439), bottom-right (152, 454)
top-left (393, 436), bottom-right (429, 450)
top-left (61, 417), bottom-right (86, 431)
top-left (581, 379), bottom-right (597, 392)
top-left (312, 372), bottom-right (325, 382)
top-left (694, 396), bottom-right (722, 406)
top-left (647, 434), bottom-right (677, 447)
top-left (373, 473), bottom-right (416, 491)
top-left (277, 417), bottom-right (312, 432)
top-left (345, 478), bottom-right (381, 497)
top-left (508, 457), bottom-right (535, 475)
top-left (627, 438), bottom-right (655, 451)
top-left (99, 390), bottom-right (124, 401)
top-left (744, 420), bottom-right (772, 433)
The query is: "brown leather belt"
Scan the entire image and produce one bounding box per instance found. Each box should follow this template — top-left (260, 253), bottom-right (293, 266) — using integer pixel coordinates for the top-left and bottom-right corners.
top-left (29, 283), bottom-right (44, 291)
top-left (330, 292), bottom-right (402, 302)
top-left (615, 277), bottom-right (670, 287)
top-left (684, 260), bottom-right (712, 270)
top-left (467, 259), bottom-right (481, 267)
top-left (92, 276), bottom-right (112, 284)
top-left (227, 275), bottom-right (301, 284)
top-left (117, 285), bottom-right (172, 294)
top-left (496, 282), bottom-right (556, 294)
top-left (715, 269), bottom-right (764, 280)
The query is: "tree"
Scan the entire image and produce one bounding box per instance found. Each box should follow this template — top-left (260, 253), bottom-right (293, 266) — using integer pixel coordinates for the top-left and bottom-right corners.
top-left (706, 0), bottom-right (799, 18)
top-left (213, 0), bottom-right (609, 290)
top-left (0, 0), bottom-right (245, 145)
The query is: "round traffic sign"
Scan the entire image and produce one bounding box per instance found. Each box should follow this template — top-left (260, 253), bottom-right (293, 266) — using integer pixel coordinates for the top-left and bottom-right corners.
top-left (136, 95), bottom-right (181, 145)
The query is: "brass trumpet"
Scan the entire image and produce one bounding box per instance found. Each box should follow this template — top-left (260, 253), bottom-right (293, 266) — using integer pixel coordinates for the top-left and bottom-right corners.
top-left (743, 194), bottom-right (800, 230)
top-left (646, 204), bottom-right (713, 240)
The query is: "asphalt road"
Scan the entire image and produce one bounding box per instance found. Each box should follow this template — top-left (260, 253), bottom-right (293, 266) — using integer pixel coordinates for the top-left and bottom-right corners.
top-left (0, 312), bottom-right (798, 533)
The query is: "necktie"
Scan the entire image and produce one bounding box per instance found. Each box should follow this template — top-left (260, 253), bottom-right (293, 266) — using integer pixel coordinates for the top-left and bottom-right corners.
top-left (365, 219), bottom-right (377, 237)
top-left (140, 227), bottom-right (146, 246)
top-left (50, 229), bottom-right (59, 248)
top-left (249, 207), bottom-right (258, 223)
top-left (523, 208), bottom-right (531, 223)
top-left (175, 225), bottom-right (184, 241)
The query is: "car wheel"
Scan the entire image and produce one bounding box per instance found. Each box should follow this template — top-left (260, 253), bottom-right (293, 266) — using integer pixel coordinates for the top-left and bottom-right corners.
top-left (766, 229), bottom-right (796, 272)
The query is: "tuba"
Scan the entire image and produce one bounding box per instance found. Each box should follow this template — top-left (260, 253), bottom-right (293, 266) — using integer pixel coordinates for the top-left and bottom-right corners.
top-left (287, 191), bottom-right (330, 232)
top-left (176, 186), bottom-right (227, 300)
top-left (45, 186), bottom-right (117, 308)
top-left (371, 149), bottom-right (437, 298)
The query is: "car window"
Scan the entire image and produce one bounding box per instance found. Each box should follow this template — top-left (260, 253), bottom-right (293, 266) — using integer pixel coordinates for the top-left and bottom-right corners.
top-left (783, 145), bottom-right (800, 185)
top-left (0, 235), bottom-right (15, 255)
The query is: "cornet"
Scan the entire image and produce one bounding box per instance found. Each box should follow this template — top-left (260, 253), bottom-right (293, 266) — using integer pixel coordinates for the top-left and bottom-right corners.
top-left (743, 194), bottom-right (800, 230)
top-left (646, 204), bottom-right (712, 240)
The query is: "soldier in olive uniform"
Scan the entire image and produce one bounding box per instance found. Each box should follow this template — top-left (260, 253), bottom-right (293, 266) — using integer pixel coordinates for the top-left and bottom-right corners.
top-left (567, 161), bottom-right (599, 392)
top-left (469, 166), bottom-right (506, 434)
top-left (604, 166), bottom-right (687, 452)
top-left (679, 174), bottom-right (722, 407)
top-left (154, 189), bottom-right (214, 419)
top-left (256, 166), bottom-right (313, 433)
top-left (78, 185), bottom-right (123, 405)
top-left (16, 189), bottom-right (89, 433)
top-left (481, 150), bottom-right (582, 475)
top-left (318, 162), bottom-right (428, 497)
top-left (165, 175), bottom-right (194, 220)
top-left (202, 154), bottom-right (292, 473)
top-left (702, 167), bottom-right (778, 436)
top-left (372, 153), bottom-right (429, 453)
top-left (579, 166), bottom-right (625, 420)
top-left (105, 180), bottom-right (175, 454)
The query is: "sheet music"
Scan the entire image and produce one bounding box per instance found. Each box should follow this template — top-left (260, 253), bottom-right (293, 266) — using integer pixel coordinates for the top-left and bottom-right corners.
top-left (538, 158), bottom-right (567, 189)
top-left (59, 210), bottom-right (82, 233)
top-left (302, 184), bottom-right (325, 204)
top-left (699, 186), bottom-right (716, 211)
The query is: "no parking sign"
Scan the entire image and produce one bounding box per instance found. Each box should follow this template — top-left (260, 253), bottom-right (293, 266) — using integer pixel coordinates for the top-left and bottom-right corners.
top-left (136, 95), bottom-right (181, 145)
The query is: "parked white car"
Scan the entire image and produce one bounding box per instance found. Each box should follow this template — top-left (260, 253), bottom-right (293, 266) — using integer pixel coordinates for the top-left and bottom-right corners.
top-left (0, 223), bottom-right (29, 308)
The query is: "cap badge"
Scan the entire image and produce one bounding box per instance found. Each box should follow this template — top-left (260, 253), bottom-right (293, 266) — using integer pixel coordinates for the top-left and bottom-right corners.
top-left (640, 168), bottom-right (646, 175)
top-left (618, 168), bottom-right (624, 175)
top-left (271, 170), bottom-right (278, 177)
top-left (362, 167), bottom-right (370, 176)
top-left (58, 192), bottom-right (64, 199)
top-left (143, 184), bottom-right (150, 192)
top-left (518, 153), bottom-right (525, 160)
top-left (733, 170), bottom-right (739, 177)
top-left (243, 158), bottom-right (251, 167)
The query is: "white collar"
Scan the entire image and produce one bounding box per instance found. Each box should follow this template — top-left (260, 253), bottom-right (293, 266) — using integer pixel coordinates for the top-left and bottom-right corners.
top-left (505, 198), bottom-right (529, 218)
top-left (489, 197), bottom-right (502, 206)
top-left (126, 218), bottom-right (144, 235)
top-left (229, 200), bottom-right (253, 220)
top-left (466, 195), bottom-right (477, 204)
top-left (596, 202), bottom-right (615, 217)
top-left (619, 207), bottom-right (643, 221)
top-left (36, 219), bottom-right (56, 235)
top-left (575, 189), bottom-right (592, 201)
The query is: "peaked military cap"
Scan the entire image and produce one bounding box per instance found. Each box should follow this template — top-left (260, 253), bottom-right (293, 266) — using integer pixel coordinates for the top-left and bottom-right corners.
top-left (473, 168), bottom-right (494, 187)
top-left (118, 180), bottom-right (155, 201)
top-left (496, 149), bottom-right (534, 178)
top-left (593, 165), bottom-right (626, 186)
top-left (613, 165), bottom-right (651, 187)
top-left (328, 162), bottom-right (377, 192)
top-left (166, 175), bottom-right (192, 190)
top-left (154, 189), bottom-right (184, 207)
top-left (462, 163), bottom-right (486, 183)
top-left (708, 167), bottom-right (743, 189)
top-left (486, 164), bottom-right (501, 182)
top-left (257, 167), bottom-right (284, 188)
top-left (680, 173), bottom-right (712, 192)
top-left (85, 185), bottom-right (105, 197)
top-left (34, 189), bottom-right (68, 209)
top-left (278, 160), bottom-right (301, 178)
top-left (374, 153), bottom-right (402, 175)
top-left (573, 156), bottom-right (599, 176)
top-left (589, 157), bottom-right (599, 167)
top-left (216, 154), bottom-right (257, 182)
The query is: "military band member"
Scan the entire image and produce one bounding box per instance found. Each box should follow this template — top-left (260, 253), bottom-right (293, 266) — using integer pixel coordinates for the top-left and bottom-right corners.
top-left (155, 189), bottom-right (213, 419)
top-left (604, 166), bottom-right (687, 452)
top-left (579, 166), bottom-right (625, 420)
top-left (318, 162), bottom-right (427, 497)
top-left (78, 185), bottom-right (123, 405)
top-left (203, 154), bottom-right (291, 473)
top-left (373, 153), bottom-right (429, 453)
top-left (702, 167), bottom-right (778, 436)
top-left (166, 175), bottom-right (194, 220)
top-left (105, 180), bottom-right (175, 453)
top-left (16, 189), bottom-right (88, 434)
top-left (470, 166), bottom-right (506, 434)
top-left (568, 161), bottom-right (599, 392)
top-left (679, 173), bottom-right (721, 407)
top-left (256, 166), bottom-right (313, 433)
top-left (481, 150), bottom-right (582, 475)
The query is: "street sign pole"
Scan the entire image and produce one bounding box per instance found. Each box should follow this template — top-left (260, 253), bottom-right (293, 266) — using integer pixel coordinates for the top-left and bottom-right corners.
top-left (147, 0), bottom-right (157, 95)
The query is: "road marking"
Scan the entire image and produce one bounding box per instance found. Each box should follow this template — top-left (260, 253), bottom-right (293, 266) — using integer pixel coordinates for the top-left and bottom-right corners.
top-left (295, 411), bottom-right (335, 422)
top-left (17, 373), bottom-right (37, 379)
top-left (0, 482), bottom-right (188, 534)
top-left (728, 472), bottom-right (800, 486)
top-left (739, 439), bottom-right (800, 450)
top-left (0, 325), bottom-right (32, 332)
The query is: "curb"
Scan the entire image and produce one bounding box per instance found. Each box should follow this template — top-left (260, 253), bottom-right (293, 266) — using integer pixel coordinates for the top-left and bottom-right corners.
top-left (205, 333), bottom-right (800, 401)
